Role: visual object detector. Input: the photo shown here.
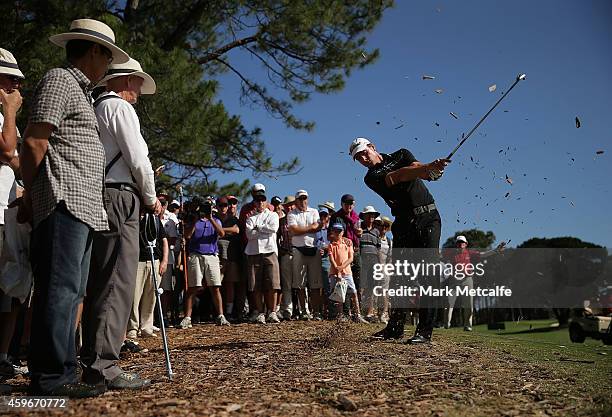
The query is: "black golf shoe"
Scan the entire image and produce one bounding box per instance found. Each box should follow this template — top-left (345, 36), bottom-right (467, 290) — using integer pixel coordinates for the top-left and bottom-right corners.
top-left (404, 334), bottom-right (432, 345)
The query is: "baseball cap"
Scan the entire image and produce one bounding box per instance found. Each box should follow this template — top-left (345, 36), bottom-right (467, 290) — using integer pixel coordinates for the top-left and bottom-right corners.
top-left (271, 196), bottom-right (282, 205)
top-left (341, 194), bottom-right (355, 204)
top-left (295, 190), bottom-right (308, 198)
top-left (456, 235), bottom-right (468, 244)
top-left (349, 137), bottom-right (371, 159)
top-left (252, 183), bottom-right (266, 193)
top-left (331, 222), bottom-right (344, 231)
top-left (318, 207), bottom-right (330, 215)
top-left (216, 196), bottom-right (229, 206)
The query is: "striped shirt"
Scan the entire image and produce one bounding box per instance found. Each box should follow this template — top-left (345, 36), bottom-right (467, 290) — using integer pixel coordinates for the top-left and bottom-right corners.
top-left (359, 227), bottom-right (381, 255)
top-left (28, 64), bottom-right (108, 231)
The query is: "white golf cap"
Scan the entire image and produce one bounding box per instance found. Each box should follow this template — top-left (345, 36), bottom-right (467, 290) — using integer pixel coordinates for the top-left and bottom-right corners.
top-left (456, 235), bottom-right (468, 243)
top-left (97, 58), bottom-right (156, 94)
top-left (252, 183), bottom-right (266, 192)
top-left (0, 48), bottom-right (24, 79)
top-left (349, 137), bottom-right (372, 159)
top-left (295, 189), bottom-right (308, 198)
top-left (49, 19), bottom-right (129, 64)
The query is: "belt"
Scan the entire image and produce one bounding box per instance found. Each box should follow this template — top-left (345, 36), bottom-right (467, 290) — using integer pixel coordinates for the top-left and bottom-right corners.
top-left (412, 203), bottom-right (437, 216)
top-left (106, 183), bottom-right (140, 196)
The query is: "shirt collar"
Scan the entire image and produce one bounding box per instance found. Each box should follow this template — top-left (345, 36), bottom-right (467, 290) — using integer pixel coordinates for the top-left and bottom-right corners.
top-left (65, 63), bottom-right (94, 91)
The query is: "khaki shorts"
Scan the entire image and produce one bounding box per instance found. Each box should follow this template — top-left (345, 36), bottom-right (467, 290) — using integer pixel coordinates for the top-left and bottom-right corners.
top-left (188, 253), bottom-right (222, 287)
top-left (247, 253), bottom-right (281, 292)
top-left (221, 259), bottom-right (241, 284)
top-left (292, 248), bottom-right (323, 290)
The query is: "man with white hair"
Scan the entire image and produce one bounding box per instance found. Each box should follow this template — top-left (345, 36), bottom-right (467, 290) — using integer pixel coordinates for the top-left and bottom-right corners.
top-left (80, 57), bottom-right (161, 390)
top-left (20, 19), bottom-right (129, 397)
top-left (287, 190), bottom-right (324, 320)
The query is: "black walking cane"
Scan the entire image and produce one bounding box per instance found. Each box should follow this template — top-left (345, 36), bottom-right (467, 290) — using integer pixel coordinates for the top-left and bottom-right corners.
top-left (142, 212), bottom-right (174, 380)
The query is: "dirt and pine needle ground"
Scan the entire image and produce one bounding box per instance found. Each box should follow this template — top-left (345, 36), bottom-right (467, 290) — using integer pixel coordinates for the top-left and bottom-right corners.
top-left (3, 321), bottom-right (611, 416)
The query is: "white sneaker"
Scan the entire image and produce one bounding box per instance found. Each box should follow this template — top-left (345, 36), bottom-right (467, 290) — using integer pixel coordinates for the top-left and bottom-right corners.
top-left (152, 326), bottom-right (160, 332)
top-left (127, 330), bottom-right (138, 339)
top-left (380, 313), bottom-right (389, 324)
top-left (267, 312), bottom-right (281, 323)
top-left (216, 315), bottom-right (231, 326)
top-left (256, 313), bottom-right (266, 324)
top-left (180, 316), bottom-right (192, 329)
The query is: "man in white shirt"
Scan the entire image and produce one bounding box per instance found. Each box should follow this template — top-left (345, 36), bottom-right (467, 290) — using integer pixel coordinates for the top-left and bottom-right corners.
top-left (81, 58), bottom-right (161, 390)
top-left (287, 190), bottom-right (323, 320)
top-left (245, 187), bottom-right (280, 324)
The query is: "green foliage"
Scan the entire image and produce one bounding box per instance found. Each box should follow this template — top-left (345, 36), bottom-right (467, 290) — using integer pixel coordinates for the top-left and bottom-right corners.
top-left (518, 237), bottom-right (602, 249)
top-left (2, 0), bottom-right (391, 197)
top-left (443, 228), bottom-right (497, 249)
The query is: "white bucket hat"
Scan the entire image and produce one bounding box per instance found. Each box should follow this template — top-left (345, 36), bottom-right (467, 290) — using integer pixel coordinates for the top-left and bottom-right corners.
top-left (349, 137), bottom-right (372, 159)
top-left (359, 205), bottom-right (380, 219)
top-left (49, 19), bottom-right (129, 64)
top-left (98, 58), bottom-right (156, 94)
top-left (318, 201), bottom-right (335, 212)
top-left (0, 48), bottom-right (24, 79)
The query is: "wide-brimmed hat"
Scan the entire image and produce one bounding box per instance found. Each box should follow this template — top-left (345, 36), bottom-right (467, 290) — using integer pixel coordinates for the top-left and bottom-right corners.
top-left (49, 19), bottom-right (129, 64)
top-left (359, 205), bottom-right (380, 220)
top-left (374, 215), bottom-right (393, 227)
top-left (318, 201), bottom-right (335, 212)
top-left (0, 48), bottom-right (24, 79)
top-left (98, 58), bottom-right (156, 94)
top-left (282, 196), bottom-right (295, 206)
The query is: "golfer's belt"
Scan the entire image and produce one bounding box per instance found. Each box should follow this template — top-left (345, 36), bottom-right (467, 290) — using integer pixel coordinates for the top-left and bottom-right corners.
top-left (412, 203), bottom-right (437, 216)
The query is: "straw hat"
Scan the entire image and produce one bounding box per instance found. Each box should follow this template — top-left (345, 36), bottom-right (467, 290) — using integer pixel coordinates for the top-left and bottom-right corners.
top-left (49, 19), bottom-right (129, 64)
top-left (0, 48), bottom-right (24, 79)
top-left (98, 58), bottom-right (156, 94)
top-left (318, 201), bottom-right (335, 212)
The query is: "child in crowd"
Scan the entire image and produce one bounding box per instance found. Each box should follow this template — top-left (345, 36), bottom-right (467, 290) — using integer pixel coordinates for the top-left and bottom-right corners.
top-left (327, 223), bottom-right (367, 323)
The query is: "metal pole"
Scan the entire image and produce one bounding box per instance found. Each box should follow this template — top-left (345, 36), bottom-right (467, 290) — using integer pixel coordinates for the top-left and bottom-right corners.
top-left (447, 73), bottom-right (526, 160)
top-left (145, 214), bottom-right (174, 380)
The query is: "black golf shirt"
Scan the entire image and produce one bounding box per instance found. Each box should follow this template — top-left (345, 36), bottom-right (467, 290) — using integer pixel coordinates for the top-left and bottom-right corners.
top-left (364, 148), bottom-right (435, 217)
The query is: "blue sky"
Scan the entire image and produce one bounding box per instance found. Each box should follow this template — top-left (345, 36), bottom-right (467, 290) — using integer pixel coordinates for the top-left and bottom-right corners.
top-left (212, 0), bottom-right (612, 247)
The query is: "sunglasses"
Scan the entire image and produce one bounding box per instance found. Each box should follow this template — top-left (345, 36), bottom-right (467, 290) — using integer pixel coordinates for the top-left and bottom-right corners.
top-left (342, 201), bottom-right (355, 205)
top-left (228, 200), bottom-right (238, 205)
top-left (255, 196), bottom-right (267, 202)
top-left (218, 203), bottom-right (228, 208)
top-left (297, 196), bottom-right (308, 200)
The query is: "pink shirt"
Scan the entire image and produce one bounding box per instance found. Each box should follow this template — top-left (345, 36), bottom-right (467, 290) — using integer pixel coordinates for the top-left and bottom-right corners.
top-left (328, 237), bottom-right (353, 277)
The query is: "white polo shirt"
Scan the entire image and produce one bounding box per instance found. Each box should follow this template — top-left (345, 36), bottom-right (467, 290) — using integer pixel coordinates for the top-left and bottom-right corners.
top-left (94, 91), bottom-right (156, 206)
top-left (245, 209), bottom-right (279, 255)
top-left (287, 207), bottom-right (320, 248)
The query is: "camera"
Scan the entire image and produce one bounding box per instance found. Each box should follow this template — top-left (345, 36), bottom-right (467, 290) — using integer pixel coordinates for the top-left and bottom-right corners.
top-left (201, 201), bottom-right (213, 216)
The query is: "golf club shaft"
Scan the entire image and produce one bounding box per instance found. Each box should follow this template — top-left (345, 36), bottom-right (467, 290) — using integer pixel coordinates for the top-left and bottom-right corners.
top-left (446, 76), bottom-right (523, 160)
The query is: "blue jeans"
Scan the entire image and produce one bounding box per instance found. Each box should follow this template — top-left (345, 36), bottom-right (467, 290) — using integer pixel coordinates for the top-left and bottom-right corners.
top-left (29, 203), bottom-right (93, 393)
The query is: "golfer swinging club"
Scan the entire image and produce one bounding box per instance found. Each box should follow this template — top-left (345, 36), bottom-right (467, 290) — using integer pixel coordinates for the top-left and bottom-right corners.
top-left (350, 137), bottom-right (449, 344)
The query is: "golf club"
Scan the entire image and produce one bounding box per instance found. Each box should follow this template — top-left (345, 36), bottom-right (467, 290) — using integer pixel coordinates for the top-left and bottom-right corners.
top-left (446, 73), bottom-right (526, 160)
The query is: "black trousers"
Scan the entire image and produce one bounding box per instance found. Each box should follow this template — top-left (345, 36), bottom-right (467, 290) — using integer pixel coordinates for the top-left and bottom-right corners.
top-left (387, 210), bottom-right (441, 338)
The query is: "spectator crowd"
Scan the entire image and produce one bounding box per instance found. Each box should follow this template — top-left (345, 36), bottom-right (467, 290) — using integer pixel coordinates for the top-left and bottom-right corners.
top-left (0, 18), bottom-right (479, 398)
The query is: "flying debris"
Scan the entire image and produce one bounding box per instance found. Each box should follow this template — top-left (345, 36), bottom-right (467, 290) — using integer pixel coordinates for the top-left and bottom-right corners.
top-left (394, 124), bottom-right (404, 130)
top-left (505, 174), bottom-right (513, 185)
top-left (449, 112), bottom-right (458, 119)
top-left (596, 150), bottom-right (604, 155)
top-left (575, 117), bottom-right (581, 128)
top-left (505, 192), bottom-right (511, 198)
top-left (488, 84), bottom-right (497, 92)
top-left (435, 89), bottom-right (443, 94)
top-left (435, 122), bottom-right (440, 127)
top-left (376, 121), bottom-right (380, 125)
top-left (422, 75), bottom-right (435, 80)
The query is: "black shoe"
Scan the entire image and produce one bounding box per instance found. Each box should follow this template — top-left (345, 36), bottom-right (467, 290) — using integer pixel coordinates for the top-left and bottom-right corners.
top-left (107, 372), bottom-right (151, 390)
top-left (370, 327), bottom-right (404, 340)
top-left (49, 382), bottom-right (106, 398)
top-left (121, 339), bottom-right (146, 354)
top-left (404, 334), bottom-right (431, 345)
